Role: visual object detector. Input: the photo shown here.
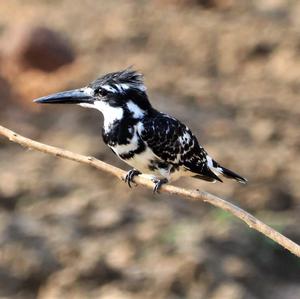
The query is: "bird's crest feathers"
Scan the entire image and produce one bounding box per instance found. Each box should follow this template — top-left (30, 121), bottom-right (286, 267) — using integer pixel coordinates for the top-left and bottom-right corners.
top-left (89, 68), bottom-right (146, 93)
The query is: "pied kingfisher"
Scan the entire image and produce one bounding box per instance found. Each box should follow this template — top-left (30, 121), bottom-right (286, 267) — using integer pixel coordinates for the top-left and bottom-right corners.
top-left (34, 69), bottom-right (247, 192)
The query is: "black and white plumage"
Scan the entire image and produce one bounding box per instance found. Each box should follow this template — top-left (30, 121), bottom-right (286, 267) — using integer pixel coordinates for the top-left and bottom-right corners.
top-left (34, 69), bottom-right (247, 192)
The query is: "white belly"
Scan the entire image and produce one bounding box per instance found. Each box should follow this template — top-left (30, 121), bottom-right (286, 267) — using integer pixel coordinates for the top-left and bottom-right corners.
top-left (124, 147), bottom-right (157, 173)
top-left (120, 147), bottom-right (194, 182)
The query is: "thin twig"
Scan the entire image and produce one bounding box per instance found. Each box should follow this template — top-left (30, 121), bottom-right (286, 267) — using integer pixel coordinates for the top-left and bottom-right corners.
top-left (0, 124), bottom-right (299, 257)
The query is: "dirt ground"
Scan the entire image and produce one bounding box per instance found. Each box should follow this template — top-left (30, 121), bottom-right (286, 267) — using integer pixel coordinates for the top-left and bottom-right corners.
top-left (0, 1), bottom-right (300, 298)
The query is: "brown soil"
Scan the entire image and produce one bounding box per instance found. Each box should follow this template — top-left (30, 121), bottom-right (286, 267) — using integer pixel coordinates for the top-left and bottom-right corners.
top-left (0, 1), bottom-right (299, 298)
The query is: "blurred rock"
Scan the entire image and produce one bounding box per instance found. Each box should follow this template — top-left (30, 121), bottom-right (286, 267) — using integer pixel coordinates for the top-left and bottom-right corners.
top-left (2, 25), bottom-right (75, 72)
top-left (196, 0), bottom-right (235, 9)
top-left (78, 259), bottom-right (123, 285)
top-left (155, 0), bottom-right (235, 9)
top-left (249, 119), bottom-right (275, 143)
top-left (269, 47), bottom-right (300, 84)
top-left (97, 286), bottom-right (134, 299)
top-left (210, 282), bottom-right (246, 299)
top-left (0, 172), bottom-right (22, 200)
top-left (106, 241), bottom-right (135, 269)
top-left (87, 207), bottom-right (123, 230)
top-left (222, 255), bottom-right (254, 279)
top-left (253, 0), bottom-right (288, 16)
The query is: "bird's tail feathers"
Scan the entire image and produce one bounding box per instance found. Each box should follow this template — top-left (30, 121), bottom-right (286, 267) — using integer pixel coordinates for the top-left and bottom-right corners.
top-left (207, 157), bottom-right (247, 184)
top-left (191, 164), bottom-right (223, 183)
top-left (204, 166), bottom-right (223, 183)
top-left (217, 165), bottom-right (247, 184)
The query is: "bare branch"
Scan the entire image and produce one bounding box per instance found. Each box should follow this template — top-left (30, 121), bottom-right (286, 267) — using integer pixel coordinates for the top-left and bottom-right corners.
top-left (0, 124), bottom-right (299, 257)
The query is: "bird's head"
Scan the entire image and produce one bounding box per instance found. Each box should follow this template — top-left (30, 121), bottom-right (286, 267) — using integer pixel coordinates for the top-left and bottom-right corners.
top-left (34, 69), bottom-right (152, 118)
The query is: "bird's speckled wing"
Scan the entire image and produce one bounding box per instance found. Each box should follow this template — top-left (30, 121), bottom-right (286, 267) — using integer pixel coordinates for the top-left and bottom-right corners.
top-left (138, 113), bottom-right (219, 181)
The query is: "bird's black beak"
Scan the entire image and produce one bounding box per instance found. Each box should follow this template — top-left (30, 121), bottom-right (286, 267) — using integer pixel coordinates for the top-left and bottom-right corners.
top-left (33, 88), bottom-right (94, 104)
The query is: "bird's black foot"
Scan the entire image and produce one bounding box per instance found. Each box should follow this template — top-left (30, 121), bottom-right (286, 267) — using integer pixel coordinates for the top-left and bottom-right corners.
top-left (152, 178), bottom-right (168, 194)
top-left (124, 169), bottom-right (141, 188)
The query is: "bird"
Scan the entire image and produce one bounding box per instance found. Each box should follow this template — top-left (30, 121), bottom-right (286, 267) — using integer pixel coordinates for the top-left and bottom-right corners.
top-left (34, 68), bottom-right (247, 193)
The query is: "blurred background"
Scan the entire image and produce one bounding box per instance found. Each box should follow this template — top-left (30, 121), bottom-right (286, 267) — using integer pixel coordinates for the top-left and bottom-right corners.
top-left (0, 0), bottom-right (300, 298)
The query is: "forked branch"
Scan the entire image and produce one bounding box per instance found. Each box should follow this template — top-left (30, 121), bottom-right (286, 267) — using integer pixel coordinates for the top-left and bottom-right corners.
top-left (0, 124), bottom-right (299, 257)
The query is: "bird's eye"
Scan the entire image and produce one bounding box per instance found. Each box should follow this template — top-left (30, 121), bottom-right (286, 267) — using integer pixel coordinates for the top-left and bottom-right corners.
top-left (96, 87), bottom-right (109, 97)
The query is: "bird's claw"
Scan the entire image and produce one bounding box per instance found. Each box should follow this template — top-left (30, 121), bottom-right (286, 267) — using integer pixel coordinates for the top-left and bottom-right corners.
top-left (152, 178), bottom-right (168, 194)
top-left (124, 169), bottom-right (141, 188)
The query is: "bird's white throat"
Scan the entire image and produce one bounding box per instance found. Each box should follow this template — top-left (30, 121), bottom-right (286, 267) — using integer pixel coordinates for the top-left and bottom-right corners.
top-left (79, 101), bottom-right (124, 131)
top-left (79, 100), bottom-right (145, 132)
